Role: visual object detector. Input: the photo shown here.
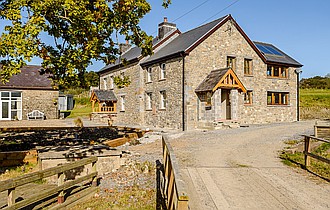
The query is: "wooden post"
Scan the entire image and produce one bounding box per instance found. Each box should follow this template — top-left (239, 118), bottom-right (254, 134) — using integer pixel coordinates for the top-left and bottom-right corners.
top-left (58, 172), bottom-right (65, 204)
top-left (92, 161), bottom-right (97, 187)
top-left (304, 136), bottom-right (311, 168)
top-left (8, 188), bottom-right (15, 206)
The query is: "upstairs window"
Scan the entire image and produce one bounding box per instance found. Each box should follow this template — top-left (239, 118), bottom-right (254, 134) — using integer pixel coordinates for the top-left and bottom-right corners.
top-left (109, 76), bottom-right (114, 89)
top-left (227, 56), bottom-right (236, 70)
top-left (267, 65), bottom-right (288, 78)
top-left (146, 92), bottom-right (152, 110)
top-left (244, 90), bottom-right (253, 105)
top-left (160, 91), bottom-right (166, 109)
top-left (160, 63), bottom-right (166, 80)
top-left (146, 67), bottom-right (152, 83)
top-left (267, 92), bottom-right (289, 105)
top-left (103, 77), bottom-right (107, 90)
top-left (244, 59), bottom-right (253, 75)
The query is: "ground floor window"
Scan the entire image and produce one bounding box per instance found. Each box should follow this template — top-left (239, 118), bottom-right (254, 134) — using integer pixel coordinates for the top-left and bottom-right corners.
top-left (244, 90), bottom-right (253, 105)
top-left (267, 91), bottom-right (289, 105)
top-left (120, 95), bottom-right (125, 111)
top-left (146, 92), bottom-right (152, 110)
top-left (159, 91), bottom-right (166, 109)
top-left (0, 91), bottom-right (22, 120)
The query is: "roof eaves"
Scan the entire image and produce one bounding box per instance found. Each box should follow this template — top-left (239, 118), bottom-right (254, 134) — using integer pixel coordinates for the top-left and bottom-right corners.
top-left (140, 51), bottom-right (185, 67)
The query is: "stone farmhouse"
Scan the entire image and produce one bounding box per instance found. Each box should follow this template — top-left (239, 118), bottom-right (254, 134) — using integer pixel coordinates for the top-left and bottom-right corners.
top-left (0, 65), bottom-right (58, 120)
top-left (96, 14), bottom-right (303, 130)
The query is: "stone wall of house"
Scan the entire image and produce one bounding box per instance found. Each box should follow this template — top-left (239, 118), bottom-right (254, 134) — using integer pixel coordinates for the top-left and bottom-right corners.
top-left (22, 90), bottom-right (59, 120)
top-left (99, 62), bottom-right (144, 126)
top-left (143, 57), bottom-right (183, 129)
top-left (184, 20), bottom-right (297, 129)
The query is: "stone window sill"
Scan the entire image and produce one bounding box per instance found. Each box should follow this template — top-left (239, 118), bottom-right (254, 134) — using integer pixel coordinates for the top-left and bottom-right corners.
top-left (146, 109), bottom-right (152, 111)
top-left (244, 74), bottom-right (253, 77)
top-left (159, 108), bottom-right (166, 111)
top-left (158, 78), bottom-right (166, 82)
top-left (145, 81), bottom-right (152, 84)
top-left (267, 76), bottom-right (289, 80)
top-left (267, 105), bottom-right (290, 107)
top-left (244, 103), bottom-right (253, 106)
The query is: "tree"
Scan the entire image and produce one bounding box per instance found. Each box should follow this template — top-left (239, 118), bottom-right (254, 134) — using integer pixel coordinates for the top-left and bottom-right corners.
top-left (0, 0), bottom-right (171, 86)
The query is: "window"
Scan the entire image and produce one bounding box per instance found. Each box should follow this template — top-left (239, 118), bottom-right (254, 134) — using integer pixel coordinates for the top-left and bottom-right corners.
top-left (160, 63), bottom-right (166, 80)
top-left (146, 92), bottom-right (152, 110)
top-left (146, 67), bottom-right (152, 83)
top-left (267, 92), bottom-right (289, 105)
top-left (103, 77), bottom-right (107, 90)
top-left (110, 76), bottom-right (114, 89)
top-left (267, 65), bottom-right (288, 78)
top-left (0, 91), bottom-right (22, 120)
top-left (227, 56), bottom-right (236, 70)
top-left (244, 59), bottom-right (253, 75)
top-left (160, 91), bottom-right (166, 109)
top-left (120, 95), bottom-right (125, 111)
top-left (244, 90), bottom-right (253, 105)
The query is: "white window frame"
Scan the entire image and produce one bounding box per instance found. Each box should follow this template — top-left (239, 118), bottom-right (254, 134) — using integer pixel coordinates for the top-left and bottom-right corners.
top-left (160, 63), bottom-right (166, 80)
top-left (0, 91), bottom-right (22, 120)
top-left (109, 76), bottom-right (114, 89)
top-left (120, 95), bottom-right (125, 111)
top-left (160, 90), bottom-right (166, 109)
top-left (103, 77), bottom-right (107, 90)
top-left (146, 67), bottom-right (152, 83)
top-left (146, 92), bottom-right (152, 110)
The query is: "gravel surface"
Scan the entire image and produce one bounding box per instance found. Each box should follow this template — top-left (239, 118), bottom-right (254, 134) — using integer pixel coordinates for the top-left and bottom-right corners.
top-left (166, 120), bottom-right (330, 209)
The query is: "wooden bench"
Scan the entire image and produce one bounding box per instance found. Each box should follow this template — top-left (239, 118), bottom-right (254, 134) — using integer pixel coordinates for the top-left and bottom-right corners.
top-left (27, 110), bottom-right (45, 120)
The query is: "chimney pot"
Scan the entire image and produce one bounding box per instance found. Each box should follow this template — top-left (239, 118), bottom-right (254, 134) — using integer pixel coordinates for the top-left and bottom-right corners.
top-left (164, 17), bottom-right (168, 22)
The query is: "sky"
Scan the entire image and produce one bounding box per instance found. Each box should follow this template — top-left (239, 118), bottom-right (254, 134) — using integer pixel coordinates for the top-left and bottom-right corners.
top-left (1, 0), bottom-right (329, 78)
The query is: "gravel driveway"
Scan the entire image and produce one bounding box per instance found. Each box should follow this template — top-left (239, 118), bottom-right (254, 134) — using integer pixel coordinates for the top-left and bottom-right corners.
top-left (167, 120), bottom-right (330, 210)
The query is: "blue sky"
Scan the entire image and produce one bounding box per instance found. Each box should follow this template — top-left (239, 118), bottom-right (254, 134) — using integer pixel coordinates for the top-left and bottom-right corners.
top-left (1, 0), bottom-right (329, 78)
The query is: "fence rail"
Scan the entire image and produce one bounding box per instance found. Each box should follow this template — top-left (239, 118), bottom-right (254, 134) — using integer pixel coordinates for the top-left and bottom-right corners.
top-left (303, 135), bottom-right (330, 168)
top-left (0, 156), bottom-right (98, 210)
top-left (156, 135), bottom-right (189, 210)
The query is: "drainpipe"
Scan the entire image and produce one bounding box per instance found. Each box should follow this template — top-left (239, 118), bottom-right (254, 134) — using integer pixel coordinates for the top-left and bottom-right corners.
top-left (294, 68), bottom-right (302, 121)
top-left (181, 53), bottom-right (186, 131)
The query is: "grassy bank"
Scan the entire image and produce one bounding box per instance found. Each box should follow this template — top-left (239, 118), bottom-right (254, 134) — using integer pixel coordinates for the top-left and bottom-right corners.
top-left (300, 88), bottom-right (330, 119)
top-left (280, 140), bottom-right (330, 180)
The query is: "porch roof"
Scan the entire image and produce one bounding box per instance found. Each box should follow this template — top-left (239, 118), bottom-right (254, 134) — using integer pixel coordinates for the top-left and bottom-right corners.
top-left (90, 90), bottom-right (117, 102)
top-left (195, 68), bottom-right (246, 93)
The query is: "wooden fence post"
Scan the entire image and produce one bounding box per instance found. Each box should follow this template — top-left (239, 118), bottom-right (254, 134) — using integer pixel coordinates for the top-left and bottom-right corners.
top-left (8, 187), bottom-right (15, 206)
top-left (92, 160), bottom-right (97, 187)
top-left (304, 136), bottom-right (311, 168)
top-left (58, 172), bottom-right (65, 204)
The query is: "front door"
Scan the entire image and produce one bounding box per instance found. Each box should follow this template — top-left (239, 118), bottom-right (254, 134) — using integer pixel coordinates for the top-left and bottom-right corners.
top-left (221, 90), bottom-right (231, 120)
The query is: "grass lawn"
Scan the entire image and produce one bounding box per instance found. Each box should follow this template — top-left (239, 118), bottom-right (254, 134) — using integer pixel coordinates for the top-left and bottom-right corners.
top-left (300, 88), bottom-right (330, 119)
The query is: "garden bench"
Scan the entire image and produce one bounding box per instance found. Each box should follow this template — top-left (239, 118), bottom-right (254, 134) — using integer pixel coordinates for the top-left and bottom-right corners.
top-left (27, 110), bottom-right (45, 120)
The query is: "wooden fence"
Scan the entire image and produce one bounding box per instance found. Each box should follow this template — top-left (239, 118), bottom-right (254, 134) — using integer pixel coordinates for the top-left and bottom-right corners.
top-left (303, 135), bottom-right (330, 168)
top-left (156, 135), bottom-right (189, 210)
top-left (0, 156), bottom-right (98, 210)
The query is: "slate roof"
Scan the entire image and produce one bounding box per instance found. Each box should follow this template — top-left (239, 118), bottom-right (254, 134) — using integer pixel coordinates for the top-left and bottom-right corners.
top-left (93, 90), bottom-right (117, 102)
top-left (141, 16), bottom-right (228, 66)
top-left (0, 65), bottom-right (54, 90)
top-left (253, 41), bottom-right (302, 66)
top-left (99, 30), bottom-right (178, 73)
top-left (195, 68), bottom-right (229, 92)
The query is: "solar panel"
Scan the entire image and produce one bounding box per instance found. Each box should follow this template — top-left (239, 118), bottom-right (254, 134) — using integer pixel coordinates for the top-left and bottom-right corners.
top-left (255, 43), bottom-right (283, 56)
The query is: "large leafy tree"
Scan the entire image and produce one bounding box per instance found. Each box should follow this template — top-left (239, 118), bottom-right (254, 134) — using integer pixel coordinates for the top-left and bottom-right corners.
top-left (0, 0), bottom-right (171, 86)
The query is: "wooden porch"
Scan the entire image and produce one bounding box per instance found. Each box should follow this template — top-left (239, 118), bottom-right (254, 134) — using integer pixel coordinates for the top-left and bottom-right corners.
top-left (90, 90), bottom-right (117, 113)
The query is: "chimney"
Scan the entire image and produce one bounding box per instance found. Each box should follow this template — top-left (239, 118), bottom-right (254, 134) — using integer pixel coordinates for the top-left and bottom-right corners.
top-left (119, 40), bottom-right (131, 54)
top-left (158, 17), bottom-right (177, 40)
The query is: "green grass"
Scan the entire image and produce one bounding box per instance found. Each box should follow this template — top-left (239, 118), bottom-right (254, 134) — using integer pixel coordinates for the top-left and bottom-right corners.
top-left (0, 163), bottom-right (39, 181)
top-left (300, 88), bottom-right (330, 108)
top-left (300, 88), bottom-right (330, 119)
top-left (67, 104), bottom-right (92, 118)
top-left (280, 142), bottom-right (330, 180)
top-left (66, 90), bottom-right (92, 118)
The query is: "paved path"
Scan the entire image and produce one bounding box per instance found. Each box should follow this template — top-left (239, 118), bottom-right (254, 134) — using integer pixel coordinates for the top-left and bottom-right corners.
top-left (169, 121), bottom-right (330, 210)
